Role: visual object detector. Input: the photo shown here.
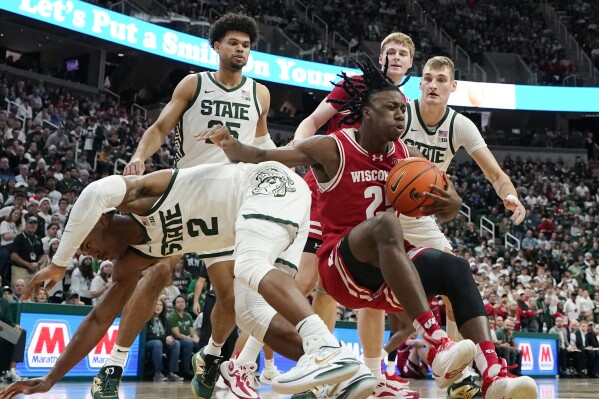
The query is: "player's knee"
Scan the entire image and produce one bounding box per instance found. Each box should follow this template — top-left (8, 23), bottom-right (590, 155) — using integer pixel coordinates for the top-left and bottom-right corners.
top-left (154, 261), bottom-right (173, 285)
top-left (218, 284), bottom-right (236, 311)
top-left (234, 282), bottom-right (275, 342)
top-left (372, 212), bottom-right (404, 243)
top-left (295, 257), bottom-right (318, 296)
top-left (235, 249), bottom-right (276, 291)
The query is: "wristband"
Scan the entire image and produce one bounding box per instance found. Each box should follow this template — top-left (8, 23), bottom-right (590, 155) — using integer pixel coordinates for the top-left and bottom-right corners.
top-left (505, 194), bottom-right (519, 203)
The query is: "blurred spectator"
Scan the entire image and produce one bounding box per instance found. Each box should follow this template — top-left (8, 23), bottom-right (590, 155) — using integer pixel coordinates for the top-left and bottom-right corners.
top-left (495, 318), bottom-right (522, 375)
top-left (90, 260), bottom-right (113, 305)
top-left (0, 290), bottom-right (26, 382)
top-left (71, 255), bottom-right (94, 305)
top-left (34, 288), bottom-right (48, 303)
top-left (566, 319), bottom-right (586, 377)
top-left (10, 215), bottom-right (45, 286)
top-left (549, 316), bottom-right (569, 376)
top-left (580, 320), bottom-right (599, 377)
top-left (168, 295), bottom-right (199, 377)
top-left (145, 298), bottom-right (183, 382)
top-left (172, 258), bottom-right (191, 295)
top-left (63, 290), bottom-right (84, 305)
top-left (8, 279), bottom-right (26, 303)
top-left (0, 208), bottom-right (23, 284)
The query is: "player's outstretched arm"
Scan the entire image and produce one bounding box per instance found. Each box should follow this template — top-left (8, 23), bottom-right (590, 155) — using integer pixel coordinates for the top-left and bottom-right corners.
top-left (294, 98), bottom-right (338, 141)
top-left (0, 257), bottom-right (147, 398)
top-left (124, 74), bottom-right (197, 176)
top-left (470, 147), bottom-right (525, 224)
top-left (196, 124), bottom-right (337, 169)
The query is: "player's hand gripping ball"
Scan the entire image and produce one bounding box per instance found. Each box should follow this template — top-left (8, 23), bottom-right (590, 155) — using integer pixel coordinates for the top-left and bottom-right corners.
top-left (386, 157), bottom-right (445, 217)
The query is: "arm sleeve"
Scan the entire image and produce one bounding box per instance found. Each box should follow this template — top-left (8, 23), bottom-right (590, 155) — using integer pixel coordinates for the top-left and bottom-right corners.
top-left (453, 114), bottom-right (487, 154)
top-left (252, 133), bottom-right (277, 149)
top-left (52, 175), bottom-right (127, 267)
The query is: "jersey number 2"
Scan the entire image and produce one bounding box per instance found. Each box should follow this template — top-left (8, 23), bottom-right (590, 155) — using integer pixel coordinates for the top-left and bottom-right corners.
top-left (206, 120), bottom-right (240, 144)
top-left (364, 186), bottom-right (384, 219)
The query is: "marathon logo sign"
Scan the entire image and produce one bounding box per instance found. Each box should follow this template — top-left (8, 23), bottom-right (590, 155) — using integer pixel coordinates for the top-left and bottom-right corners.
top-left (17, 312), bottom-right (140, 378)
top-left (514, 336), bottom-right (558, 376)
top-left (26, 321), bottom-right (123, 368)
top-left (538, 343), bottom-right (554, 371)
top-left (519, 342), bottom-right (533, 371)
top-left (27, 321), bottom-right (70, 367)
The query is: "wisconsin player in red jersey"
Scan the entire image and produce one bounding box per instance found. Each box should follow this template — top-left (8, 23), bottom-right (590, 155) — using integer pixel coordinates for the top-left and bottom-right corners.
top-left (294, 34), bottom-right (414, 327)
top-left (198, 53), bottom-right (538, 399)
top-left (293, 34), bottom-right (417, 397)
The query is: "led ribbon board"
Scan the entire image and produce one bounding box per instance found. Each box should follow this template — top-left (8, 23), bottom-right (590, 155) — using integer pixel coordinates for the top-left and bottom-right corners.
top-left (2, 0), bottom-right (599, 111)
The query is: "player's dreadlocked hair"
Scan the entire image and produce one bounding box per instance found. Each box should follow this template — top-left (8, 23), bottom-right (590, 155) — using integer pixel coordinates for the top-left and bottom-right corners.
top-left (327, 53), bottom-right (403, 126)
top-left (209, 13), bottom-right (259, 47)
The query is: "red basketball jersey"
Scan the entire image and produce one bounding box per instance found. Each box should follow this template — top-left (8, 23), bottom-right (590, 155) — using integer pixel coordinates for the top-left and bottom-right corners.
top-left (316, 128), bottom-right (411, 257)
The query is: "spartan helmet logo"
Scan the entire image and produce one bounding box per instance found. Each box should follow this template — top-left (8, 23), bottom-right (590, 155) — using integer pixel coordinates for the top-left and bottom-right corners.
top-left (252, 167), bottom-right (296, 197)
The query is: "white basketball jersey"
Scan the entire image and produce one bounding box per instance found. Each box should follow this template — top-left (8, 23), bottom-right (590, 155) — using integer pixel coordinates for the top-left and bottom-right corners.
top-left (130, 164), bottom-right (239, 258)
top-left (129, 162), bottom-right (309, 273)
top-left (174, 72), bottom-right (261, 168)
top-left (400, 99), bottom-right (486, 171)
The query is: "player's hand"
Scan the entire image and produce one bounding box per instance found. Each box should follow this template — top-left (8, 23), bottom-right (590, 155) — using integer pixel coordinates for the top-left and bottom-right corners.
top-left (23, 264), bottom-right (66, 301)
top-left (123, 157), bottom-right (145, 176)
top-left (195, 124), bottom-right (242, 161)
top-left (420, 173), bottom-right (462, 222)
top-left (0, 377), bottom-right (54, 398)
top-left (193, 302), bottom-right (201, 315)
top-left (503, 194), bottom-right (525, 225)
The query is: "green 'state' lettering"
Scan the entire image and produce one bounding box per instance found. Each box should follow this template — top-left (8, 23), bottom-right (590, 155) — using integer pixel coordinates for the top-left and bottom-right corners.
top-left (200, 100), bottom-right (250, 120)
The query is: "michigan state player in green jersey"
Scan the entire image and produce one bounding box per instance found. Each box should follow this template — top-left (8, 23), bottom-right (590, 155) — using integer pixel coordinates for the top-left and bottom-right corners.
top-left (82, 14), bottom-right (276, 399)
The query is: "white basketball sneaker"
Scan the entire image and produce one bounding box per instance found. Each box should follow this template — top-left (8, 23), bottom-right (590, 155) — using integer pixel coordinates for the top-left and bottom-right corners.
top-left (259, 365), bottom-right (281, 385)
top-left (271, 338), bottom-right (361, 395)
top-left (423, 330), bottom-right (476, 389)
top-left (319, 363), bottom-right (378, 399)
top-left (370, 378), bottom-right (420, 398)
top-left (219, 359), bottom-right (259, 399)
top-left (482, 363), bottom-right (537, 399)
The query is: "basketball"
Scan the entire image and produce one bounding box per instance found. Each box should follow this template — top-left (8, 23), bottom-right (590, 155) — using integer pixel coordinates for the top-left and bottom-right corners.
top-left (386, 157), bottom-right (445, 217)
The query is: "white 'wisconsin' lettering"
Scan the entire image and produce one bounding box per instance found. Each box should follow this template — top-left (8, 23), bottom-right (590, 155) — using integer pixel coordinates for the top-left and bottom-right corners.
top-left (350, 170), bottom-right (389, 183)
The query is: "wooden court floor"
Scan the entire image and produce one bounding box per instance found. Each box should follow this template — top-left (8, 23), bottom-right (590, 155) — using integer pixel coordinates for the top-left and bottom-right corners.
top-left (2, 378), bottom-right (599, 398)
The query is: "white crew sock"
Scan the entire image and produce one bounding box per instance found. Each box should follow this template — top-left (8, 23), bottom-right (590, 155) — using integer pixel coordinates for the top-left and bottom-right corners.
top-left (364, 357), bottom-right (383, 379)
top-left (265, 358), bottom-right (276, 369)
top-left (205, 336), bottom-right (224, 357)
top-left (237, 335), bottom-right (264, 364)
top-left (295, 315), bottom-right (339, 351)
top-left (105, 345), bottom-right (129, 368)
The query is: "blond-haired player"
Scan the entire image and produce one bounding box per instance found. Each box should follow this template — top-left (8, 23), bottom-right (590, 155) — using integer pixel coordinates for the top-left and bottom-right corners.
top-left (396, 55), bottom-right (525, 398)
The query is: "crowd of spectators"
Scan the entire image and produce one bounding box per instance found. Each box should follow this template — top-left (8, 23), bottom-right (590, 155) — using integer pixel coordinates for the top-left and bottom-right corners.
top-left (550, 0), bottom-right (599, 70)
top-left (83, 0), bottom-right (441, 69)
top-left (417, 0), bottom-right (579, 85)
top-left (433, 156), bottom-right (599, 377)
top-left (1, 51), bottom-right (599, 379)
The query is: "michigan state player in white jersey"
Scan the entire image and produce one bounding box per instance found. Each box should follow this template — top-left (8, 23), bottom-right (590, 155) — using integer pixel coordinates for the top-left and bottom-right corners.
top-left (396, 56), bottom-right (526, 399)
top-left (0, 162), bottom-right (365, 399)
top-left (173, 70), bottom-right (263, 167)
top-left (400, 56), bottom-right (525, 250)
top-left (113, 14), bottom-right (276, 399)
